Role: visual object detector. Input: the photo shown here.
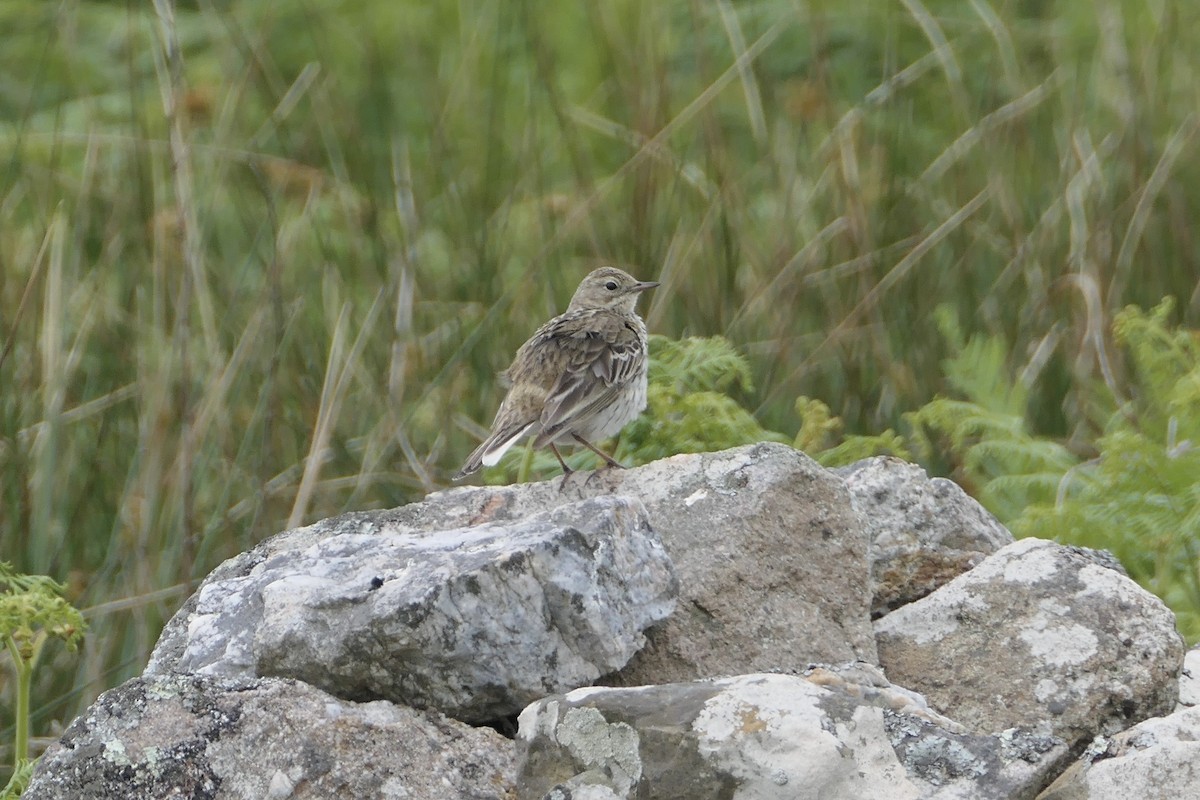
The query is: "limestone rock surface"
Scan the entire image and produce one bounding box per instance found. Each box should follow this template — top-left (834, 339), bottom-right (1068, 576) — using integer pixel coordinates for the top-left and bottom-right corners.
top-left (148, 496), bottom-right (676, 722)
top-left (1177, 643), bottom-right (1200, 708)
top-left (875, 538), bottom-right (1184, 749)
top-left (517, 669), bottom-right (1068, 800)
top-left (408, 442), bottom-right (878, 682)
top-left (23, 673), bottom-right (516, 800)
top-left (838, 456), bottom-right (1014, 617)
top-left (30, 445), bottom-right (1191, 799)
top-left (1037, 705), bottom-right (1200, 800)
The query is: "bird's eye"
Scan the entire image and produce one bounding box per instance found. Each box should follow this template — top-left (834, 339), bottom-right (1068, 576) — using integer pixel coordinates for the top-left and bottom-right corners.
top-left (605, 281), bottom-right (619, 291)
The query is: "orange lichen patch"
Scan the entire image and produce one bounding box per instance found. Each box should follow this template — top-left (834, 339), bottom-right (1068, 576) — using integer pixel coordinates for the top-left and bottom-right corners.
top-left (468, 494), bottom-right (508, 526)
top-left (804, 667), bottom-right (839, 687)
top-left (738, 706), bottom-right (768, 734)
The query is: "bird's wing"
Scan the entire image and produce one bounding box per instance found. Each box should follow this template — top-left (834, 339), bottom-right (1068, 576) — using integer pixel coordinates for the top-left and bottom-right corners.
top-left (530, 310), bottom-right (644, 444)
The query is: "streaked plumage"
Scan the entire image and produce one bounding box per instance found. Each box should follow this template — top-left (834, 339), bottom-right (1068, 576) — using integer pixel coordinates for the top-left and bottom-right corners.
top-left (453, 267), bottom-right (658, 479)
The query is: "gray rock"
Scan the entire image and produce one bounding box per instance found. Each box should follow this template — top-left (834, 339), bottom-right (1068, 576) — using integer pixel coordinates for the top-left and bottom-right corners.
top-left (23, 673), bottom-right (516, 800)
top-left (1061, 545), bottom-right (1129, 576)
top-left (1178, 644), bottom-right (1200, 708)
top-left (836, 456), bottom-right (1014, 617)
top-left (386, 442), bottom-right (878, 682)
top-left (516, 670), bottom-right (1068, 800)
top-left (1036, 705), bottom-right (1200, 800)
top-left (31, 444), bottom-right (1196, 798)
top-left (799, 661), bottom-right (965, 731)
top-left (149, 496), bottom-right (676, 722)
top-left (152, 443), bottom-right (873, 690)
top-left (875, 538), bottom-right (1184, 750)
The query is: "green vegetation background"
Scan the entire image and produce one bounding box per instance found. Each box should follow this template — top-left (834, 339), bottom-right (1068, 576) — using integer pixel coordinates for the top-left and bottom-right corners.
top-left (2, 0), bottom-right (1199, 778)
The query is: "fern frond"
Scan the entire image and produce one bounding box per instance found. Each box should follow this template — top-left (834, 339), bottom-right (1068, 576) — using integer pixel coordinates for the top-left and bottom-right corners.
top-left (793, 396), bottom-right (843, 453)
top-left (620, 385), bottom-right (789, 464)
top-left (1012, 300), bottom-right (1200, 641)
top-left (647, 335), bottom-right (754, 395)
top-left (815, 431), bottom-right (910, 467)
top-left (1, 759), bottom-right (35, 800)
top-left (934, 304), bottom-right (1027, 414)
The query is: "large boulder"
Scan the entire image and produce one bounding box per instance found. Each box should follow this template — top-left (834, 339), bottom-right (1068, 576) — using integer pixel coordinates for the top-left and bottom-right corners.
top-left (28, 445), bottom-right (1191, 799)
top-left (150, 444), bottom-right (875, 703)
top-left (875, 538), bottom-right (1184, 749)
top-left (1037, 705), bottom-right (1200, 800)
top-left (23, 673), bottom-right (516, 800)
top-left (148, 496), bottom-right (676, 722)
top-left (517, 668), bottom-right (1068, 800)
top-left (837, 456), bottom-right (1014, 617)
top-left (403, 442), bottom-right (878, 682)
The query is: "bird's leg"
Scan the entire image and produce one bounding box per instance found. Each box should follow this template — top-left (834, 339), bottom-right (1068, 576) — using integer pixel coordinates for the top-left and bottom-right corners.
top-left (550, 444), bottom-right (577, 493)
top-left (571, 434), bottom-right (626, 469)
top-left (549, 443), bottom-right (574, 475)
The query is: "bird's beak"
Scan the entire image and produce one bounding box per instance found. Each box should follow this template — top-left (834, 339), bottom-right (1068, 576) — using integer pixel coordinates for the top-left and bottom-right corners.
top-left (631, 280), bottom-right (660, 293)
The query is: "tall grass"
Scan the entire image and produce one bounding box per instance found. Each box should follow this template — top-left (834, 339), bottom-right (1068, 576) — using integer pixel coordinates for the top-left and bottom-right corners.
top-left (2, 0), bottom-right (1198, 773)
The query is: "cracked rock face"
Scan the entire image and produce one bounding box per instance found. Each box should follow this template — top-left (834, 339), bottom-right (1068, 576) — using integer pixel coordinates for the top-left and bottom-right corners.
top-left (148, 495), bottom-right (676, 722)
top-left (517, 669), bottom-right (1069, 800)
top-left (875, 538), bottom-right (1184, 749)
top-left (22, 673), bottom-right (516, 800)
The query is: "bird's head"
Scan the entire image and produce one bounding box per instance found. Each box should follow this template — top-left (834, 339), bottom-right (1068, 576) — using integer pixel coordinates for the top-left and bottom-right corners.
top-left (567, 267), bottom-right (659, 314)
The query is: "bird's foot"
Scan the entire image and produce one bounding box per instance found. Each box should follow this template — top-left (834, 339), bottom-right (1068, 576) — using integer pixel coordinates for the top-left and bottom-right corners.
top-left (556, 466), bottom-right (579, 493)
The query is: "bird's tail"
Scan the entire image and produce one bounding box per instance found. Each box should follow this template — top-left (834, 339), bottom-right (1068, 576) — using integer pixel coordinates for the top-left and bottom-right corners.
top-left (452, 420), bottom-right (535, 480)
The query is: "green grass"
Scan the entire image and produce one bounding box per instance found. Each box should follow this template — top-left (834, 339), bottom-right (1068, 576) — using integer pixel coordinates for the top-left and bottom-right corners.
top-left (2, 0), bottom-right (1200, 777)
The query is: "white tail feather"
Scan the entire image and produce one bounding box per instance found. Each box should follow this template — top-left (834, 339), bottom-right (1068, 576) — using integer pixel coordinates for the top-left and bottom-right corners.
top-left (481, 423), bottom-right (534, 467)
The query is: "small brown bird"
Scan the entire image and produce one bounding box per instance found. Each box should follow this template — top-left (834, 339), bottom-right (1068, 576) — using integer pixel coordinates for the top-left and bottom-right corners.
top-left (454, 267), bottom-right (659, 479)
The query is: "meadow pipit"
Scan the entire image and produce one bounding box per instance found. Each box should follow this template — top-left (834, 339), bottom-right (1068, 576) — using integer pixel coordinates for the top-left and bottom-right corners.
top-left (454, 267), bottom-right (659, 479)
